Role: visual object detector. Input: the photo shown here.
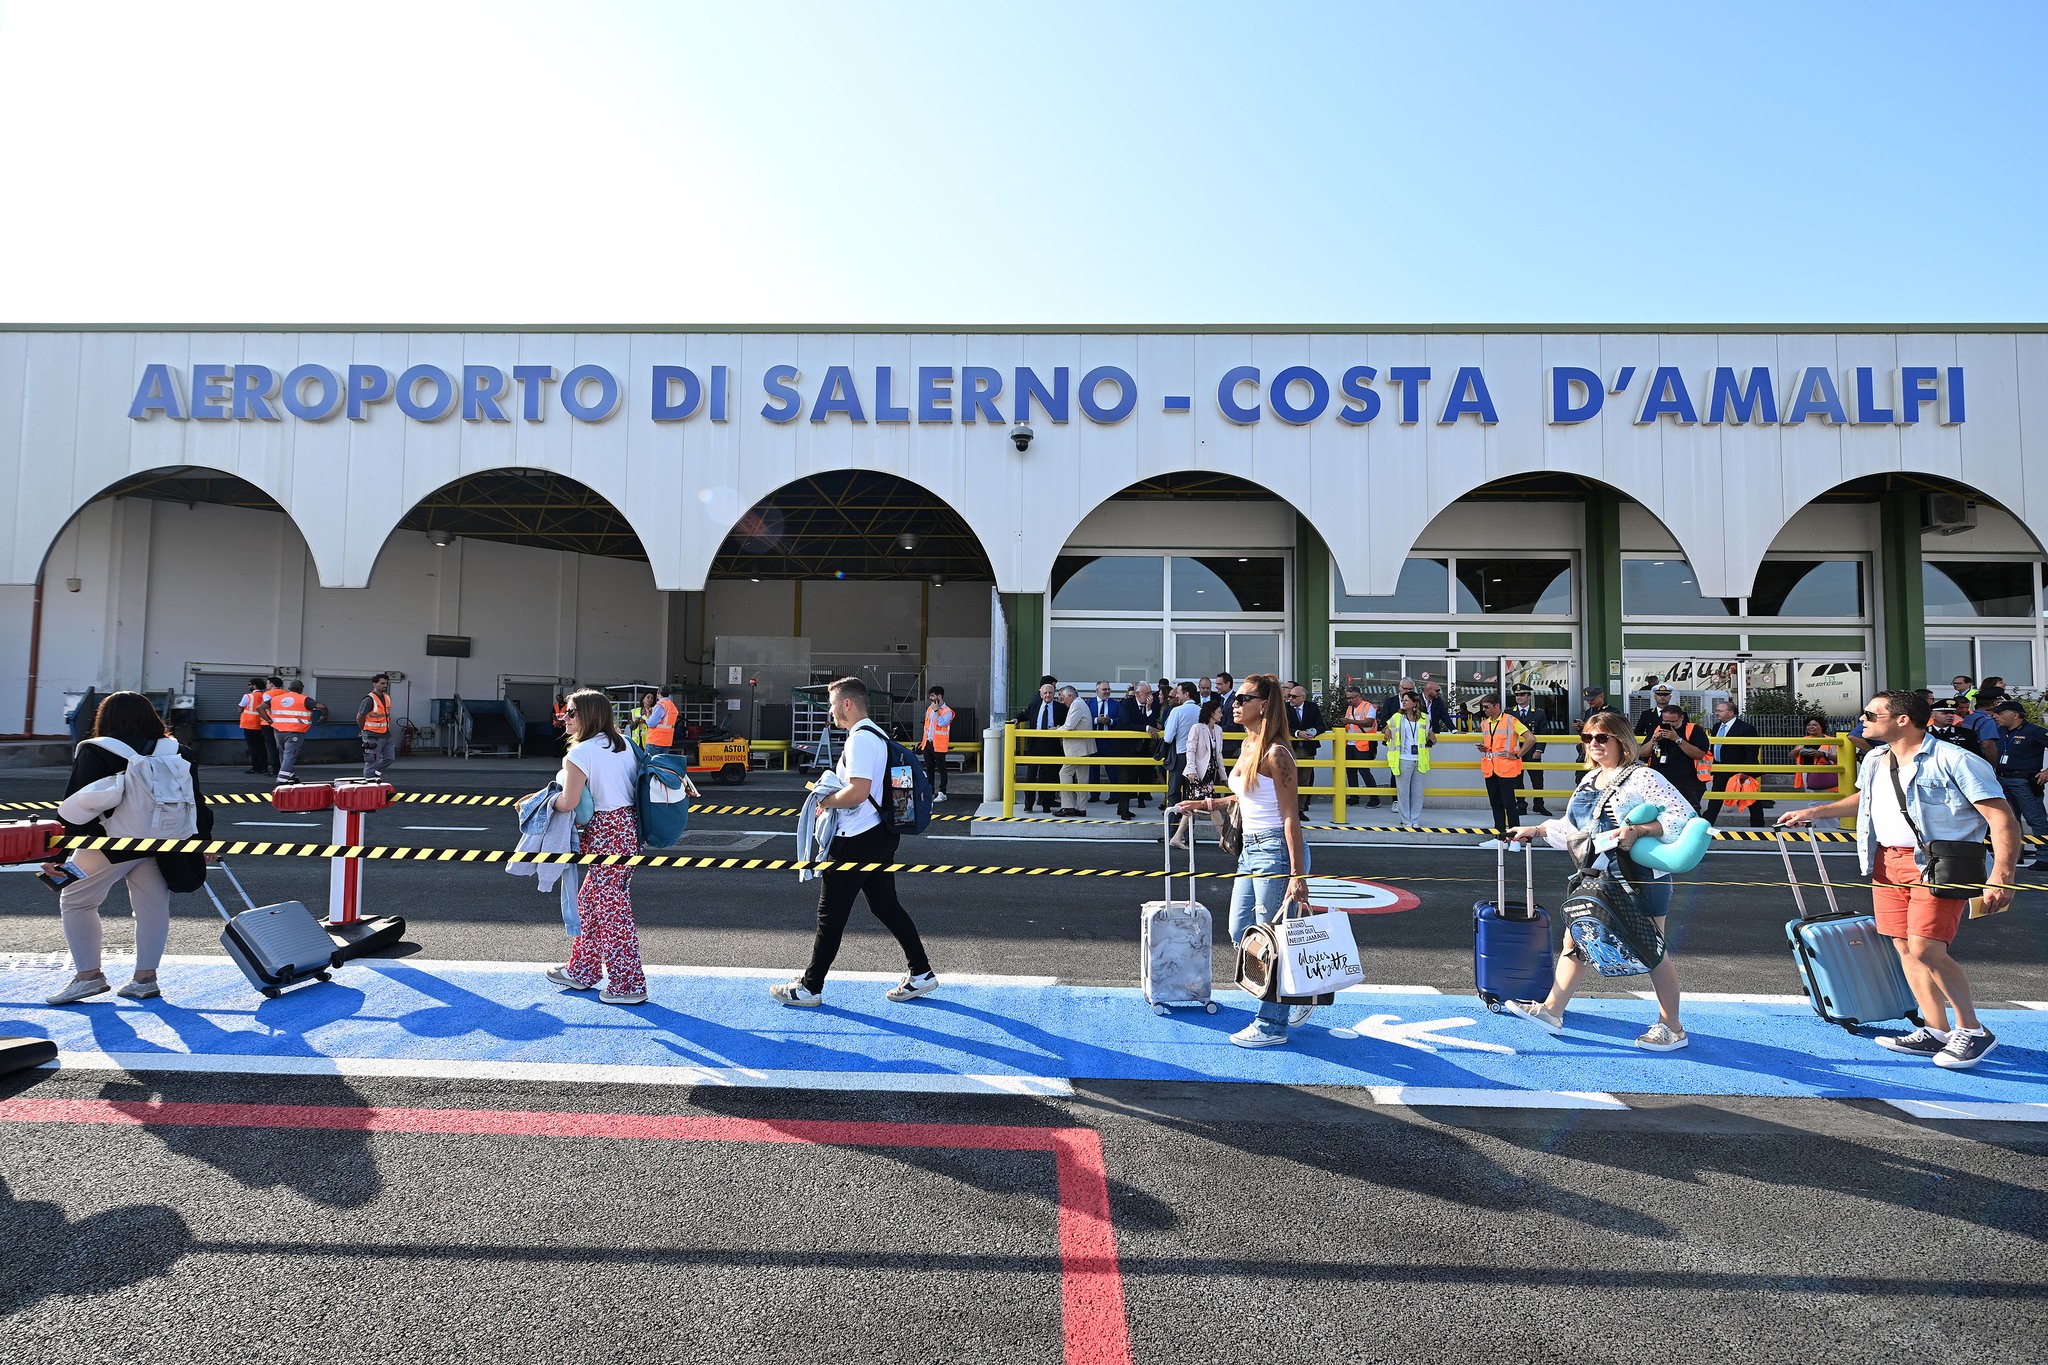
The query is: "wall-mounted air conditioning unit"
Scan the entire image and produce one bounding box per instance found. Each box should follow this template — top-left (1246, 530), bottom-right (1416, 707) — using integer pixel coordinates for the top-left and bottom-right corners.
top-left (1921, 493), bottom-right (1977, 536)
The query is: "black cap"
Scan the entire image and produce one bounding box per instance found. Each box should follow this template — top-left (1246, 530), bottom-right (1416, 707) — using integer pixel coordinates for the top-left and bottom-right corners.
top-left (1992, 700), bottom-right (2025, 715)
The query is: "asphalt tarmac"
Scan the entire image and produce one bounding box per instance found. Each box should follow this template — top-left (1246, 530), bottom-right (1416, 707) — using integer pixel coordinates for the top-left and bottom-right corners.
top-left (3, 760), bottom-right (2046, 1361)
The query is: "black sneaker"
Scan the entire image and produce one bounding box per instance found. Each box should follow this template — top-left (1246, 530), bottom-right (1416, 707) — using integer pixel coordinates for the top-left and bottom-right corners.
top-left (1875, 1027), bottom-right (1949, 1057)
top-left (1933, 1028), bottom-right (1998, 1070)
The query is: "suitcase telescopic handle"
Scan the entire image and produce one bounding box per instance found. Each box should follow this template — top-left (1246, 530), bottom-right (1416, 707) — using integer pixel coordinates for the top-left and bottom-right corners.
top-left (214, 860), bottom-right (260, 915)
top-left (1805, 825), bottom-right (1842, 917)
top-left (1163, 803), bottom-right (1196, 905)
top-left (1774, 831), bottom-right (1810, 920)
top-left (1775, 828), bottom-right (1842, 920)
top-left (1498, 833), bottom-right (1537, 919)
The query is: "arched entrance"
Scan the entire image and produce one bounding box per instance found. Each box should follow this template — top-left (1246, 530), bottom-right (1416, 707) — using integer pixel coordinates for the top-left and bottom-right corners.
top-left (364, 469), bottom-right (659, 752)
top-left (706, 471), bottom-right (996, 751)
top-left (19, 465), bottom-right (314, 738)
top-left (1049, 473), bottom-right (1309, 693)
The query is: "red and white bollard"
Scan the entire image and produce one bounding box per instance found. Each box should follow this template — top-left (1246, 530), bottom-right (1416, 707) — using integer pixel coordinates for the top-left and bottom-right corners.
top-left (271, 779), bottom-right (407, 959)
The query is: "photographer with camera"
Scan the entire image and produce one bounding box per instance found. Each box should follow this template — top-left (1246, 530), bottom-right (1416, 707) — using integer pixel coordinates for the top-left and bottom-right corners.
top-left (1642, 702), bottom-right (1710, 814)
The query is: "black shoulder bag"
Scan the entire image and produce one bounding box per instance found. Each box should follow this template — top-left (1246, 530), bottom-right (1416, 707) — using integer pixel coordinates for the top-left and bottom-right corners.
top-left (1885, 752), bottom-right (1990, 900)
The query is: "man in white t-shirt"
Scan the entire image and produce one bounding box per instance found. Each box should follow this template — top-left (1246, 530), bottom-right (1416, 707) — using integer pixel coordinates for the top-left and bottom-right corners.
top-left (772, 677), bottom-right (938, 1008)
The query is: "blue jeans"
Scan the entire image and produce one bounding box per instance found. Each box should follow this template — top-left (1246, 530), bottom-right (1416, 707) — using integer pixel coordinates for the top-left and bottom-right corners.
top-left (1229, 830), bottom-right (1310, 1027)
top-left (2001, 779), bottom-right (2048, 837)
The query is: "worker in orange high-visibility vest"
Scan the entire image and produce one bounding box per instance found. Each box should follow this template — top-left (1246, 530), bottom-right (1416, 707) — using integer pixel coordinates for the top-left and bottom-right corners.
top-left (271, 680), bottom-right (327, 783)
top-left (357, 673), bottom-right (397, 780)
top-left (237, 676), bottom-right (270, 774)
top-left (1476, 695), bottom-right (1533, 837)
top-left (644, 688), bottom-right (681, 754)
top-left (1341, 684), bottom-right (1382, 810)
top-left (919, 685), bottom-right (954, 803)
top-left (260, 675), bottom-right (289, 777)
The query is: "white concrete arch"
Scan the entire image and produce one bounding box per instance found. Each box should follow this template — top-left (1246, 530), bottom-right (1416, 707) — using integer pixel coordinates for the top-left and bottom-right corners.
top-left (29, 462), bottom-right (316, 586)
top-left (688, 467), bottom-right (1001, 588)
top-left (1034, 464), bottom-right (1350, 595)
top-left (355, 467), bottom-right (660, 589)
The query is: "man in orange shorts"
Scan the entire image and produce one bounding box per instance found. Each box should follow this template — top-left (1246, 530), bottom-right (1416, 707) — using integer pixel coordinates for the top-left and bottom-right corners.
top-left (1779, 689), bottom-right (2018, 1069)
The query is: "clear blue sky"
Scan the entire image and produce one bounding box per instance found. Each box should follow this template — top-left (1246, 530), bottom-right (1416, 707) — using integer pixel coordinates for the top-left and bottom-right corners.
top-left (1, 0), bottom-right (2041, 324)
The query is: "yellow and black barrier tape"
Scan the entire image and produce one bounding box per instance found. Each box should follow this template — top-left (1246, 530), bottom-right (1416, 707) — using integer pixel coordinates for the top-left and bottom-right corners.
top-left (36, 832), bottom-right (2041, 896)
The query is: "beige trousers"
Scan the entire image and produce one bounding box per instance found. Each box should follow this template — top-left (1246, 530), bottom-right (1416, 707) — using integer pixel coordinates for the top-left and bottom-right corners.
top-left (58, 852), bottom-right (171, 974)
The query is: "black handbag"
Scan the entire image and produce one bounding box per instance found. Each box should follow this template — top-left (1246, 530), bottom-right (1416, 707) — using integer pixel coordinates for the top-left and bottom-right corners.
top-left (1886, 754), bottom-right (1990, 899)
top-left (1217, 802), bottom-right (1244, 857)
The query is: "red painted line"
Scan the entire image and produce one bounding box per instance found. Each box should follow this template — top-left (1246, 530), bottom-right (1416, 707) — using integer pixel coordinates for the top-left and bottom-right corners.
top-left (0, 1098), bottom-right (1131, 1365)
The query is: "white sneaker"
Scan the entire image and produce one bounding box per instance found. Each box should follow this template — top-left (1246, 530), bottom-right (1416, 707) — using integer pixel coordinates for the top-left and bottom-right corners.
top-left (932, 792), bottom-right (947, 803)
top-left (1289, 1003), bottom-right (1316, 1028)
top-left (886, 971), bottom-right (939, 1002)
top-left (116, 978), bottom-right (161, 1000)
top-left (770, 979), bottom-right (823, 1007)
top-left (45, 975), bottom-right (110, 1006)
top-left (1635, 1023), bottom-right (1689, 1052)
top-left (1504, 999), bottom-right (1564, 1033)
top-left (599, 988), bottom-right (648, 1006)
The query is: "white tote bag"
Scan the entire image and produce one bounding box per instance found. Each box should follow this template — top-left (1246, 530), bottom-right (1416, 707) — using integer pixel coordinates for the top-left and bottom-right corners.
top-left (1272, 903), bottom-right (1366, 997)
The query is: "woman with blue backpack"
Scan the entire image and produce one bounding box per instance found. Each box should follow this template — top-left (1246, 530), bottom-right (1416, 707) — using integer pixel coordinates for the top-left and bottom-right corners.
top-left (543, 689), bottom-right (653, 1006)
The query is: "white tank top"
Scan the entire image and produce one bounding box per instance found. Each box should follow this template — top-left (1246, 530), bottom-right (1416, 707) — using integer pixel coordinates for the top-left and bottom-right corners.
top-left (1229, 748), bottom-right (1284, 834)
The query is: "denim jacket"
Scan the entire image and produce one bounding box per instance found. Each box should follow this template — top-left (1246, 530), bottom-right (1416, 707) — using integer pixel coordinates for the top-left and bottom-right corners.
top-left (1855, 734), bottom-right (2002, 876)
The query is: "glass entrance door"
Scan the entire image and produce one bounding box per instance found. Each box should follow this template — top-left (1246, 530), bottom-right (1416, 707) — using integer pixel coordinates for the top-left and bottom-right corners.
top-left (1173, 631), bottom-right (1281, 682)
top-left (1334, 655), bottom-right (1574, 727)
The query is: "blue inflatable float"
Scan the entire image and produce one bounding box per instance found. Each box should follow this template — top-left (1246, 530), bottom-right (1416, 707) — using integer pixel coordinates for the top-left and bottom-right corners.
top-left (1620, 801), bottom-right (1712, 874)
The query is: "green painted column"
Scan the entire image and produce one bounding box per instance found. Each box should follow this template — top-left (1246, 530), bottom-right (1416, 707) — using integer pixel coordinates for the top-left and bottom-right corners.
top-left (1582, 488), bottom-right (1625, 702)
top-left (1007, 591), bottom-right (1044, 702)
top-left (1293, 514), bottom-right (1331, 698)
top-left (1879, 490), bottom-right (1927, 690)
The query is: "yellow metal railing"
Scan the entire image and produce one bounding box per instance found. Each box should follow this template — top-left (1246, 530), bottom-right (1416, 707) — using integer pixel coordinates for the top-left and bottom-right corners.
top-left (998, 723), bottom-right (1861, 826)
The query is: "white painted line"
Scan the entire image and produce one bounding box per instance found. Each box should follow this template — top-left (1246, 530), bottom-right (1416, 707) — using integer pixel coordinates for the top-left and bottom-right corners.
top-left (1337, 984), bottom-right (1443, 995)
top-left (144, 954), bottom-right (1063, 988)
top-left (1884, 1100), bottom-right (2048, 1122)
top-left (930, 833), bottom-right (1152, 843)
top-left (40, 1050), bottom-right (1072, 1096)
top-left (0, 865), bottom-right (45, 873)
top-left (401, 826), bottom-right (490, 832)
top-left (235, 821), bottom-right (320, 829)
top-left (2015, 1001), bottom-right (2048, 1011)
top-left (1631, 991), bottom-right (1811, 1004)
top-left (1369, 1086), bottom-right (1627, 1110)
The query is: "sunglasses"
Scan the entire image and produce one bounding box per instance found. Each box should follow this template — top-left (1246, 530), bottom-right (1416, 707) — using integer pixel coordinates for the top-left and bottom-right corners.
top-left (1579, 732), bottom-right (1614, 744)
top-left (1232, 693), bottom-right (1262, 705)
top-left (1860, 709), bottom-right (1891, 722)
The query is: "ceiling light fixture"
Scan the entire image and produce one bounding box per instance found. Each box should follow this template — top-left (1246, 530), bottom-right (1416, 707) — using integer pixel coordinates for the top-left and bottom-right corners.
top-left (897, 532), bottom-right (921, 552)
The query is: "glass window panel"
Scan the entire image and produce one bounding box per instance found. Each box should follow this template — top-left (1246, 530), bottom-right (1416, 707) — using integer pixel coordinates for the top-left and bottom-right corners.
top-left (1979, 639), bottom-right (2036, 689)
top-left (1796, 661), bottom-right (1865, 723)
top-left (1621, 559), bottom-right (1737, 616)
top-left (1334, 558), bottom-right (1449, 614)
top-left (1227, 632), bottom-right (1281, 680)
top-left (1924, 638), bottom-right (1976, 693)
top-left (1336, 657), bottom-right (1404, 699)
top-left (1172, 632), bottom-right (1226, 681)
top-left (1171, 556), bottom-right (1284, 612)
top-left (1625, 660), bottom-right (1682, 714)
top-left (1923, 561), bottom-right (2034, 618)
top-left (1749, 560), bottom-right (1866, 618)
top-left (1453, 559), bottom-right (1573, 615)
top-left (1503, 659), bottom-right (1574, 720)
top-left (1050, 626), bottom-right (1162, 687)
top-left (1050, 555), bottom-right (1164, 612)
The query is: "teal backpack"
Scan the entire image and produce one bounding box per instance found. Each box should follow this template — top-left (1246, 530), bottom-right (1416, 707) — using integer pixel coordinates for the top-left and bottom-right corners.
top-left (632, 740), bottom-right (693, 846)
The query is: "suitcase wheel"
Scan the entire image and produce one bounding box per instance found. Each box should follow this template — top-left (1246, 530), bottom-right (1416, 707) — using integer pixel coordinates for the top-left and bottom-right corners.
top-left (1204, 1002), bottom-right (1218, 1014)
top-left (261, 987), bottom-right (281, 999)
top-left (316, 971), bottom-right (332, 982)
top-left (1152, 1003), bottom-right (1168, 1016)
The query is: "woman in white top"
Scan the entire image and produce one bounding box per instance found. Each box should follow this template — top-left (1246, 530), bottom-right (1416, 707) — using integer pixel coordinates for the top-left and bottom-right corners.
top-left (1169, 696), bottom-right (1227, 849)
top-left (1171, 674), bottom-right (1311, 1048)
top-left (1502, 707), bottom-right (1694, 1051)
top-left (543, 690), bottom-right (653, 1005)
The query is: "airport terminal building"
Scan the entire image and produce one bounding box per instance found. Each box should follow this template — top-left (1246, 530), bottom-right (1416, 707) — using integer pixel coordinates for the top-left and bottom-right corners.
top-left (2, 324), bottom-right (2043, 753)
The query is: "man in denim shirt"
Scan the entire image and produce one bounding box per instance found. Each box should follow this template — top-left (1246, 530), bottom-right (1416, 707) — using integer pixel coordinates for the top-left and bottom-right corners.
top-left (1780, 689), bottom-right (2019, 1069)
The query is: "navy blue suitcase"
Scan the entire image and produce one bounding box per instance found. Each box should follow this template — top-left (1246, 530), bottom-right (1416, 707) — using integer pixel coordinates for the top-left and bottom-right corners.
top-left (1476, 839), bottom-right (1553, 1013)
top-left (1778, 830), bottom-right (1922, 1032)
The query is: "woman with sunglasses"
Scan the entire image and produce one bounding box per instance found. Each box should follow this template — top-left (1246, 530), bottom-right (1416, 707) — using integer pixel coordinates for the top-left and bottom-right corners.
top-left (1172, 673), bottom-right (1312, 1048)
top-left (1501, 707), bottom-right (1695, 1051)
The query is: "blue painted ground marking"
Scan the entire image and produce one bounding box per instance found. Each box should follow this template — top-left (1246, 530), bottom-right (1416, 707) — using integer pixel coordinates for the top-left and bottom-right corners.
top-left (2, 957), bottom-right (2045, 1103)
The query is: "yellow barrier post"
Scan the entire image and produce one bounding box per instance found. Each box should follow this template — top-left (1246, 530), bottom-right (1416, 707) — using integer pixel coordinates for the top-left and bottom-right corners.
top-left (1837, 730), bottom-right (1860, 833)
top-left (1001, 722), bottom-right (1018, 818)
top-left (1331, 730), bottom-right (1349, 825)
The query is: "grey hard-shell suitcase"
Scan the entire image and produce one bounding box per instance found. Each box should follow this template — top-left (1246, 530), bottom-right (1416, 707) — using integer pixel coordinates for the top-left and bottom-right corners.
top-left (1141, 808), bottom-right (1218, 1014)
top-left (1778, 830), bottom-right (1922, 1032)
top-left (204, 861), bottom-right (336, 999)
